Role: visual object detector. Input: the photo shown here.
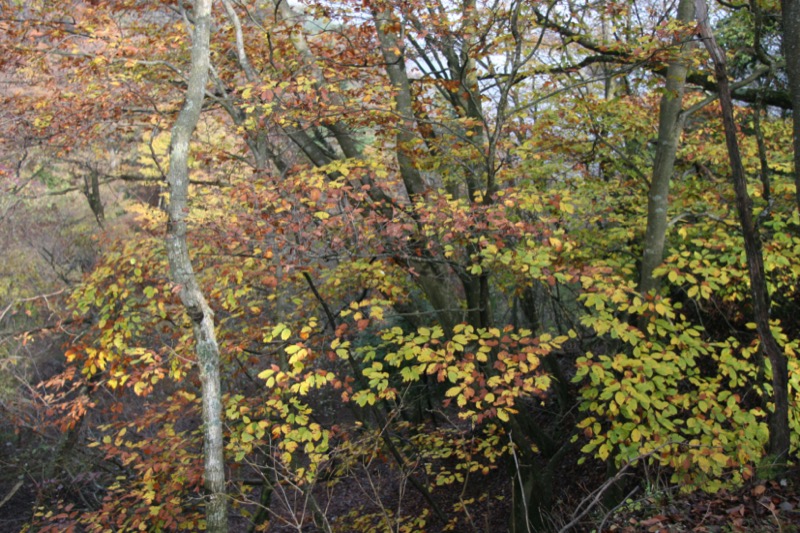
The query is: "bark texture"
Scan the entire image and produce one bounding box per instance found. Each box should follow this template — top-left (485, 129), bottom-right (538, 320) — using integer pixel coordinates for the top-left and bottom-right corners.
top-left (639, 0), bottom-right (695, 295)
top-left (696, 0), bottom-right (791, 460)
top-left (165, 0), bottom-right (229, 530)
top-left (782, 0), bottom-right (800, 211)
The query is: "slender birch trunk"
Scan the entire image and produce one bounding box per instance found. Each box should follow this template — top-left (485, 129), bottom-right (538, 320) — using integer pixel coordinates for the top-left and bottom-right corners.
top-left (165, 0), bottom-right (229, 529)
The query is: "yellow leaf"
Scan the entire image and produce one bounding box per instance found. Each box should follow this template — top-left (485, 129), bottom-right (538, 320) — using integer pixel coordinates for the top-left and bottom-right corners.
top-left (614, 391), bottom-right (625, 405)
top-left (711, 452), bottom-right (729, 466)
top-left (598, 444), bottom-right (610, 461)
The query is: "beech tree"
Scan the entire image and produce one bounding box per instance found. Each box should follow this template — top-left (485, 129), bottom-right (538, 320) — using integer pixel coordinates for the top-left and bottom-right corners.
top-left (783, 0), bottom-right (800, 210)
top-left (639, 0), bottom-right (695, 296)
top-left (164, 0), bottom-right (228, 529)
top-left (1, 0), bottom-right (799, 531)
top-left (697, 0), bottom-right (790, 460)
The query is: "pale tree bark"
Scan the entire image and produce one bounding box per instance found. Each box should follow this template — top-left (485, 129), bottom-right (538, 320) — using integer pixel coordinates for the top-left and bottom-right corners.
top-left (639, 0), bottom-right (695, 296)
top-left (781, 0), bottom-right (800, 211)
top-left (165, 0), bottom-right (229, 530)
top-left (696, 0), bottom-right (791, 460)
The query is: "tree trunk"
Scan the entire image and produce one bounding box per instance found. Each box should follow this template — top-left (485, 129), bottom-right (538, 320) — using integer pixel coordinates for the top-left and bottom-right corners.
top-left (639, 0), bottom-right (695, 295)
top-left (271, 0), bottom-right (363, 160)
top-left (165, 0), bottom-right (229, 530)
top-left (781, 0), bottom-right (800, 212)
top-left (696, 0), bottom-right (791, 460)
top-left (371, 4), bottom-right (429, 201)
top-left (83, 170), bottom-right (105, 227)
top-left (370, 5), bottom-right (465, 331)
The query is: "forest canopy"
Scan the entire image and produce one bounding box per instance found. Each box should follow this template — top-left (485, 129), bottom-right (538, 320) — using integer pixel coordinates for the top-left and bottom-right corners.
top-left (0, 0), bottom-right (799, 531)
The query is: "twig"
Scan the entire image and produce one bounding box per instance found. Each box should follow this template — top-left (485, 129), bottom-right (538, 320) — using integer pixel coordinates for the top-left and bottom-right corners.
top-left (596, 486), bottom-right (640, 533)
top-left (558, 465), bottom-right (633, 532)
top-left (301, 272), bottom-right (338, 333)
top-left (0, 289), bottom-right (67, 325)
top-left (759, 499), bottom-right (784, 533)
top-left (559, 444), bottom-right (677, 532)
top-left (0, 480), bottom-right (23, 509)
top-left (509, 431), bottom-right (533, 533)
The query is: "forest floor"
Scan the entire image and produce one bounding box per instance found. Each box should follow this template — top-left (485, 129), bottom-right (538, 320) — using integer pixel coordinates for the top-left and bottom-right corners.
top-left (1, 414), bottom-right (799, 532)
top-left (600, 469), bottom-right (800, 532)
top-left (0, 466), bottom-right (799, 531)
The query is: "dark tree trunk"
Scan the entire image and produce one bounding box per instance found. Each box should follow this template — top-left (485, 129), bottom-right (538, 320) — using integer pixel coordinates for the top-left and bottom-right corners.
top-left (697, 0), bottom-right (791, 460)
top-left (781, 0), bottom-right (800, 211)
top-left (83, 170), bottom-right (104, 227)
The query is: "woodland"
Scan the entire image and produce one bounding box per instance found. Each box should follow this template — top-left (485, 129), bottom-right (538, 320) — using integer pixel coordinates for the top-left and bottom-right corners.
top-left (1, 0), bottom-right (800, 531)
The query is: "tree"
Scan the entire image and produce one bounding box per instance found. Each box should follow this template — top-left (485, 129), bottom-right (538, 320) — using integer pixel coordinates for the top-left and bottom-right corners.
top-left (639, 0), bottom-right (696, 296)
top-left (3, 1), bottom-right (800, 531)
top-left (782, 0), bottom-right (800, 211)
top-left (164, 0), bottom-right (228, 530)
top-left (696, 0), bottom-right (790, 460)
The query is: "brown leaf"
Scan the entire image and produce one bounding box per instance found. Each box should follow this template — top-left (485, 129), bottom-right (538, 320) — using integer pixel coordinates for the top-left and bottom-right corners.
top-left (640, 515), bottom-right (667, 526)
top-left (725, 504), bottom-right (745, 516)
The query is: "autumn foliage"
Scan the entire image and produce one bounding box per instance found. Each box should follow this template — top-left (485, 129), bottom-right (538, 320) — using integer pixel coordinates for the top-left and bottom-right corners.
top-left (0, 0), bottom-right (799, 531)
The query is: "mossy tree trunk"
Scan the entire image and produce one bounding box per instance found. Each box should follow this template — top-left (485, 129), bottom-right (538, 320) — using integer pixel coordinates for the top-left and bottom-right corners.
top-left (639, 0), bottom-right (695, 295)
